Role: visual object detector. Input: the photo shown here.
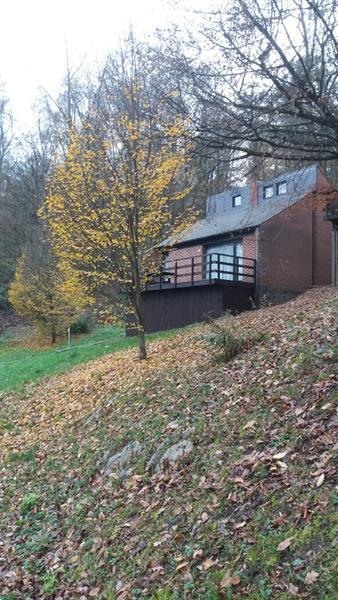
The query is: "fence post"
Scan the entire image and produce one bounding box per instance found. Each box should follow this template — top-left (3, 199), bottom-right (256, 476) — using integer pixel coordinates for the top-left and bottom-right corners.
top-left (234, 256), bottom-right (238, 281)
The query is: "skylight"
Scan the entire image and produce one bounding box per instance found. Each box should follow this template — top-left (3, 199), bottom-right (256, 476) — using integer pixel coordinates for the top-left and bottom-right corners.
top-left (233, 194), bottom-right (242, 207)
top-left (277, 181), bottom-right (287, 195)
top-left (263, 185), bottom-right (273, 199)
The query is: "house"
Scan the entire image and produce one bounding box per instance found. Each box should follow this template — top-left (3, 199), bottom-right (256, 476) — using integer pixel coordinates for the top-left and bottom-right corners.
top-left (139, 164), bottom-right (333, 333)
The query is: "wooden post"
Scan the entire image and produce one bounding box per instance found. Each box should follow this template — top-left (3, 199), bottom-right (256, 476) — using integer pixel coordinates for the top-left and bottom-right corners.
top-left (217, 253), bottom-right (221, 280)
top-left (234, 256), bottom-right (238, 281)
top-left (175, 261), bottom-right (178, 287)
top-left (191, 256), bottom-right (194, 285)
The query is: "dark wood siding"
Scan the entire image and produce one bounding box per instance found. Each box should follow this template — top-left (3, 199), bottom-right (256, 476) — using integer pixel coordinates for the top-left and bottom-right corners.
top-left (130, 281), bottom-right (255, 334)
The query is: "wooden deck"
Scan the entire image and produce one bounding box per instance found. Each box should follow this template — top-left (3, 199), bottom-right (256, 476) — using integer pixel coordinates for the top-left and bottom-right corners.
top-left (145, 252), bottom-right (256, 291)
top-left (126, 253), bottom-right (257, 335)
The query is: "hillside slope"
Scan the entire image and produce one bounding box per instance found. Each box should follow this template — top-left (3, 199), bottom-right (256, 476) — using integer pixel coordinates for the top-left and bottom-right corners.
top-left (0, 287), bottom-right (337, 600)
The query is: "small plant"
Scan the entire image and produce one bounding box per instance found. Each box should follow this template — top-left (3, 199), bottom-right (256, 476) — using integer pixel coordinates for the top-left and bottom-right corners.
top-left (21, 492), bottom-right (40, 515)
top-left (42, 572), bottom-right (58, 596)
top-left (205, 316), bottom-right (265, 363)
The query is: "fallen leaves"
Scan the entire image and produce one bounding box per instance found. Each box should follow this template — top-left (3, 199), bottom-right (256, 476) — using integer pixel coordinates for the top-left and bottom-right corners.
top-left (316, 473), bottom-right (325, 487)
top-left (220, 570), bottom-right (241, 588)
top-left (288, 583), bottom-right (299, 596)
top-left (277, 537), bottom-right (294, 552)
top-left (272, 450), bottom-right (288, 460)
top-left (0, 287), bottom-right (337, 599)
top-left (304, 570), bottom-right (319, 585)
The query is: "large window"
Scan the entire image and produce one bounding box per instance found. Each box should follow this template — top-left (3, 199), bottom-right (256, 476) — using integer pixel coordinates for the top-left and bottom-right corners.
top-left (205, 241), bottom-right (243, 281)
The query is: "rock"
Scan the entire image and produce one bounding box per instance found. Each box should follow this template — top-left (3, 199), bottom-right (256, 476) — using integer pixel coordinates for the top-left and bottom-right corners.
top-left (147, 439), bottom-right (169, 472)
top-left (104, 441), bottom-right (143, 475)
top-left (154, 439), bottom-right (193, 473)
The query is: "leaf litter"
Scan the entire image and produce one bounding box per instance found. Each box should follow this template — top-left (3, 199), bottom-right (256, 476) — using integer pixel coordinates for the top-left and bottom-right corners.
top-left (0, 286), bottom-right (337, 598)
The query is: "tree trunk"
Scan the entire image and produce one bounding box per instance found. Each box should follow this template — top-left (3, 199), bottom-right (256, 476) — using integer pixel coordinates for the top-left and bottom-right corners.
top-left (138, 326), bottom-right (147, 360)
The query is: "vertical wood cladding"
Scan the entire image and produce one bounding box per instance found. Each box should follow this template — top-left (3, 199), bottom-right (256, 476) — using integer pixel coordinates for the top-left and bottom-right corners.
top-left (138, 282), bottom-right (255, 333)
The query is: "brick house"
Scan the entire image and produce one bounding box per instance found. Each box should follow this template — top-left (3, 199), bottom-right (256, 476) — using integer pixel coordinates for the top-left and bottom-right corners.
top-left (139, 164), bottom-right (333, 333)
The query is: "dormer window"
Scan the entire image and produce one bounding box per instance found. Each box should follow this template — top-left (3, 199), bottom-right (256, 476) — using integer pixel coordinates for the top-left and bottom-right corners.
top-left (277, 180), bottom-right (287, 195)
top-left (233, 194), bottom-right (242, 207)
top-left (263, 185), bottom-right (273, 199)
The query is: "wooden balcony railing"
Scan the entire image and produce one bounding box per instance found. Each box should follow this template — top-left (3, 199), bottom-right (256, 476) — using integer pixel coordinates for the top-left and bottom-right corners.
top-left (145, 253), bottom-right (256, 290)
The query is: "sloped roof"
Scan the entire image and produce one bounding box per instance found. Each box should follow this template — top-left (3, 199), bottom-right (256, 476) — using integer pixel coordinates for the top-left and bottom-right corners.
top-left (161, 165), bottom-right (318, 247)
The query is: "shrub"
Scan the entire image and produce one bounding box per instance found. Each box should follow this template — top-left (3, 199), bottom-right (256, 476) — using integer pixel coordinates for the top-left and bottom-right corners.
top-left (70, 312), bottom-right (95, 334)
top-left (9, 249), bottom-right (92, 343)
top-left (205, 316), bottom-right (265, 363)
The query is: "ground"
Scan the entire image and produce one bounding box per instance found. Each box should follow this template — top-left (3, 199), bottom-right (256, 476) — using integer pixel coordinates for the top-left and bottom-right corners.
top-left (0, 325), bottom-right (177, 394)
top-left (0, 287), bottom-right (337, 599)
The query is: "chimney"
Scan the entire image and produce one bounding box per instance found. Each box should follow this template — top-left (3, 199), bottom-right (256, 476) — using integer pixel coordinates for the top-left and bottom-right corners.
top-left (249, 180), bottom-right (258, 205)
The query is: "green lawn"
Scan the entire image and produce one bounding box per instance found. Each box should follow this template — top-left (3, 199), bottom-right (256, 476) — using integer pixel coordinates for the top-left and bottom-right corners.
top-left (0, 325), bottom-right (178, 393)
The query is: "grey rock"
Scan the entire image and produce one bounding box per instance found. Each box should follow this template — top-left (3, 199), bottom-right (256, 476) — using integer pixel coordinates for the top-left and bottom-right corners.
top-left (147, 439), bottom-right (169, 472)
top-left (155, 439), bottom-right (193, 473)
top-left (104, 441), bottom-right (143, 475)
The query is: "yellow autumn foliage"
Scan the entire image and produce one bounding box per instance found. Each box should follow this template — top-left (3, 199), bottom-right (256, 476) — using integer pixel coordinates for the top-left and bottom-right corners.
top-left (43, 88), bottom-right (192, 358)
top-left (9, 252), bottom-right (92, 342)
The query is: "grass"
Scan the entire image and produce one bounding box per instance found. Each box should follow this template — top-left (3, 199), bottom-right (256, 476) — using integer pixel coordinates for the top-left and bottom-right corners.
top-left (0, 324), bottom-right (180, 393)
top-left (0, 288), bottom-right (337, 598)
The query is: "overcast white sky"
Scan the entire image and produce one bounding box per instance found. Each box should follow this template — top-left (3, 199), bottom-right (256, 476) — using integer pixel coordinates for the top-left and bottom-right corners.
top-left (0, 0), bottom-right (186, 132)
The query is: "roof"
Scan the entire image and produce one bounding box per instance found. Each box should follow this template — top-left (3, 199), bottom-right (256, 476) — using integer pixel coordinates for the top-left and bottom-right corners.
top-left (161, 165), bottom-right (318, 247)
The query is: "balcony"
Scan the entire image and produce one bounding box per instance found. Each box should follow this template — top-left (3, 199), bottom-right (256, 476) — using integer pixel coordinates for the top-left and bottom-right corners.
top-left (145, 252), bottom-right (256, 291)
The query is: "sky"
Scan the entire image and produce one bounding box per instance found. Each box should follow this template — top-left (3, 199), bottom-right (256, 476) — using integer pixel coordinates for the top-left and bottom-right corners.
top-left (0, 0), bottom-right (183, 133)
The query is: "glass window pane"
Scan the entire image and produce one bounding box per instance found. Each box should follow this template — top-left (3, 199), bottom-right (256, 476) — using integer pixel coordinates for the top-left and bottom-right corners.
top-left (264, 185), bottom-right (273, 198)
top-left (277, 181), bottom-right (287, 195)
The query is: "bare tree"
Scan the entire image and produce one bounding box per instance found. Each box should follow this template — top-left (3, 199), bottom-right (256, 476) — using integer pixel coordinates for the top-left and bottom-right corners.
top-left (0, 87), bottom-right (12, 194)
top-left (162, 0), bottom-right (338, 167)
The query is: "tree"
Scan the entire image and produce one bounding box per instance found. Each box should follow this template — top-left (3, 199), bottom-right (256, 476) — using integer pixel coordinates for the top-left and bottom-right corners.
top-left (8, 243), bottom-right (91, 343)
top-left (162, 0), bottom-right (338, 168)
top-left (44, 41), bottom-right (190, 359)
top-left (0, 86), bottom-right (12, 192)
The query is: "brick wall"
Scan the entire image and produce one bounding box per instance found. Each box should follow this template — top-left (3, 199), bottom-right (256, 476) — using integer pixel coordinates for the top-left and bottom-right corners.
top-left (313, 206), bottom-right (332, 285)
top-left (242, 232), bottom-right (257, 282)
top-left (167, 244), bottom-right (204, 283)
top-left (259, 198), bottom-right (332, 292)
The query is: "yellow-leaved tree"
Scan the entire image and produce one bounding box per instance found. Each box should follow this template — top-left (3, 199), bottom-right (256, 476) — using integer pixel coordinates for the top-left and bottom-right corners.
top-left (9, 247), bottom-right (91, 343)
top-left (44, 42), bottom-right (191, 358)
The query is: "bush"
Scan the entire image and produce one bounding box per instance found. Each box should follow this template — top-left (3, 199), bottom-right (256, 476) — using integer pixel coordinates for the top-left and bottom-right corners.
top-left (205, 316), bottom-right (265, 363)
top-left (70, 312), bottom-right (95, 334)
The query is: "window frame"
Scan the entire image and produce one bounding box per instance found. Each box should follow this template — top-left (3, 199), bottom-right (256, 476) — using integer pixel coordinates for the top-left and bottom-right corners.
top-left (263, 185), bottom-right (274, 199)
top-left (204, 239), bottom-right (243, 281)
top-left (232, 194), bottom-right (242, 207)
top-left (277, 180), bottom-right (287, 195)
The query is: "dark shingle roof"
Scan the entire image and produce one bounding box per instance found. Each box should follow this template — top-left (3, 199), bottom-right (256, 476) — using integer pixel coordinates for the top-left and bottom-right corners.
top-left (161, 165), bottom-right (318, 247)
